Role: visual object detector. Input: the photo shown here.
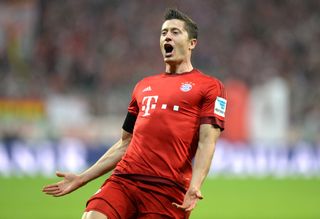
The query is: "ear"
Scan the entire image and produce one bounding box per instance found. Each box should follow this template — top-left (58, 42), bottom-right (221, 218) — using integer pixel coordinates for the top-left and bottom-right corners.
top-left (189, 39), bottom-right (197, 50)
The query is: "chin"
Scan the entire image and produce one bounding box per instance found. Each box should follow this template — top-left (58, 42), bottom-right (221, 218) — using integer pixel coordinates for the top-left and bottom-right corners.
top-left (164, 57), bottom-right (177, 64)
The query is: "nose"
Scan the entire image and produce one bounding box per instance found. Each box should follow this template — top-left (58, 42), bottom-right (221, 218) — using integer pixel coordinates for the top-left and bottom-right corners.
top-left (162, 31), bottom-right (173, 41)
top-left (165, 36), bottom-right (172, 42)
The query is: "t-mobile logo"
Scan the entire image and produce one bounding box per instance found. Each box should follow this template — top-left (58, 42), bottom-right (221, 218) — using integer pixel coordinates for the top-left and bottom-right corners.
top-left (141, 95), bottom-right (158, 117)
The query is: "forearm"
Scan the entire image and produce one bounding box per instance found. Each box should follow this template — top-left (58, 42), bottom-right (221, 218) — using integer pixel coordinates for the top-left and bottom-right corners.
top-left (189, 124), bottom-right (220, 190)
top-left (190, 141), bottom-right (216, 190)
top-left (79, 132), bottom-right (131, 185)
top-left (172, 126), bottom-right (219, 211)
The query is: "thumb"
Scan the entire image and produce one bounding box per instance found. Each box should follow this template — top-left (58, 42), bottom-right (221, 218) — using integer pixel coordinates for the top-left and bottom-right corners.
top-left (56, 171), bottom-right (66, 178)
top-left (196, 191), bottom-right (204, 200)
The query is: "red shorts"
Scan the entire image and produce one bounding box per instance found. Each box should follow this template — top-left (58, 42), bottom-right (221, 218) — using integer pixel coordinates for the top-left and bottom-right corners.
top-left (85, 175), bottom-right (190, 219)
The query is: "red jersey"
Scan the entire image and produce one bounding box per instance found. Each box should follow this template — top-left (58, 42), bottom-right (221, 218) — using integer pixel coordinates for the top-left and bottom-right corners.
top-left (114, 69), bottom-right (227, 190)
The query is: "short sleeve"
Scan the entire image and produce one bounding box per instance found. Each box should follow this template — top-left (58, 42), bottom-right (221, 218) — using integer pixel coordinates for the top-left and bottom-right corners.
top-left (127, 83), bottom-right (140, 116)
top-left (200, 79), bottom-right (227, 130)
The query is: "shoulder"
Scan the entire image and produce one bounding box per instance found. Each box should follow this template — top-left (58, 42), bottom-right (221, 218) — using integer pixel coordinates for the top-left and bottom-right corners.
top-left (194, 69), bottom-right (225, 88)
top-left (136, 73), bottom-right (163, 85)
top-left (133, 73), bottom-right (161, 85)
top-left (131, 73), bottom-right (163, 94)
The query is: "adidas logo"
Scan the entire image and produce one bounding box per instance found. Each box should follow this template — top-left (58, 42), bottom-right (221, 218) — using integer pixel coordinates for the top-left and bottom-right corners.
top-left (142, 86), bottom-right (152, 92)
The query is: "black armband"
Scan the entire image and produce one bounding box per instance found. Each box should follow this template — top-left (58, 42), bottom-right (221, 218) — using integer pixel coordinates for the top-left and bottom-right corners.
top-left (122, 112), bottom-right (137, 133)
top-left (200, 117), bottom-right (225, 131)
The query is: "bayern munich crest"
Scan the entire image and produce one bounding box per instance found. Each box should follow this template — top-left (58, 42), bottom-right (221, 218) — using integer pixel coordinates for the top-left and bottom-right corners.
top-left (180, 82), bottom-right (194, 92)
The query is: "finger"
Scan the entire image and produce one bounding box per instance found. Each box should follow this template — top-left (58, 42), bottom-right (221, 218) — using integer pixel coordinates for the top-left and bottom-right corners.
top-left (172, 202), bottom-right (188, 210)
top-left (42, 187), bottom-right (60, 192)
top-left (53, 190), bottom-right (68, 197)
top-left (56, 171), bottom-right (66, 178)
top-left (185, 202), bottom-right (196, 211)
top-left (172, 202), bottom-right (179, 207)
top-left (172, 202), bottom-right (181, 208)
top-left (196, 193), bottom-right (204, 200)
top-left (44, 190), bottom-right (60, 196)
top-left (45, 187), bottom-right (63, 195)
top-left (44, 189), bottom-right (61, 195)
top-left (43, 184), bottom-right (59, 189)
top-left (42, 185), bottom-right (59, 192)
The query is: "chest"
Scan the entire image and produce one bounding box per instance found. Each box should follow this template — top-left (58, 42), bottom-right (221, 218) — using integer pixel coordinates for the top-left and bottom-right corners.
top-left (135, 77), bottom-right (204, 116)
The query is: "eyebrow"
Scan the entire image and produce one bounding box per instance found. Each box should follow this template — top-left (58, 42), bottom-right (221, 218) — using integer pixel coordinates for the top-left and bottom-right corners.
top-left (161, 27), bottom-right (182, 32)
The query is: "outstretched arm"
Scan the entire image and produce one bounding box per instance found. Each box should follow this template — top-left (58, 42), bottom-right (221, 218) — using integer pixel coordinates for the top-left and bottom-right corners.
top-left (173, 124), bottom-right (221, 211)
top-left (42, 129), bottom-right (132, 197)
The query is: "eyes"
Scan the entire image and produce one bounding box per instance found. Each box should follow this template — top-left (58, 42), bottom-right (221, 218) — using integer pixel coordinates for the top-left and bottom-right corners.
top-left (161, 29), bottom-right (181, 36)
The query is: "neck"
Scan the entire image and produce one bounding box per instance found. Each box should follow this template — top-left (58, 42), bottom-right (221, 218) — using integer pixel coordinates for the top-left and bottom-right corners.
top-left (165, 61), bottom-right (193, 74)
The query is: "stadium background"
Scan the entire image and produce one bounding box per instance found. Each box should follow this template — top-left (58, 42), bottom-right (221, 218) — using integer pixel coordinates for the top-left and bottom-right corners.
top-left (0, 0), bottom-right (319, 218)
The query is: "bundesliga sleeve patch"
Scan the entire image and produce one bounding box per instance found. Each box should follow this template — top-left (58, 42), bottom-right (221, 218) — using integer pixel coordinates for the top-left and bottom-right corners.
top-left (214, 97), bottom-right (227, 117)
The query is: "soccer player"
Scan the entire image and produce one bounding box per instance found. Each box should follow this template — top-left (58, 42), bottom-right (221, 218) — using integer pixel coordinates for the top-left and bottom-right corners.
top-left (42, 8), bottom-right (227, 219)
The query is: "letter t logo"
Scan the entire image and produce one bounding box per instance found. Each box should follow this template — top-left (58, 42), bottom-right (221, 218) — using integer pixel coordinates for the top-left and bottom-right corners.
top-left (141, 95), bottom-right (158, 117)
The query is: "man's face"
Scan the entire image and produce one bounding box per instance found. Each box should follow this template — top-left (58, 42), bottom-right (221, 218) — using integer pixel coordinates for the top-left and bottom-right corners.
top-left (160, 19), bottom-right (196, 64)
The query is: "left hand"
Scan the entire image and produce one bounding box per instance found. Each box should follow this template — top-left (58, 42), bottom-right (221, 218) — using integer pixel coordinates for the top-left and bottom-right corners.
top-left (172, 187), bottom-right (203, 211)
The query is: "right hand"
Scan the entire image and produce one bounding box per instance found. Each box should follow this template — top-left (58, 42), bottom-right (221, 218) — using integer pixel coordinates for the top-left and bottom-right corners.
top-left (172, 187), bottom-right (203, 212)
top-left (42, 171), bottom-right (85, 197)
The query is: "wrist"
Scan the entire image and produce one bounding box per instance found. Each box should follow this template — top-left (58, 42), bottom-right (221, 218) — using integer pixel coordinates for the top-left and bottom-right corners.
top-left (189, 181), bottom-right (201, 191)
top-left (78, 173), bottom-right (89, 186)
top-left (189, 185), bottom-right (200, 191)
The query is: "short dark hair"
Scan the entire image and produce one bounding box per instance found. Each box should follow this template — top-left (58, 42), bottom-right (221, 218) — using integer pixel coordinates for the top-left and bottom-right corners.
top-left (164, 8), bottom-right (198, 39)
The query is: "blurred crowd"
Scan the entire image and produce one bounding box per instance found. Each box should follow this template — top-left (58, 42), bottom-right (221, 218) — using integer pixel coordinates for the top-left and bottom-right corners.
top-left (0, 0), bottom-right (319, 145)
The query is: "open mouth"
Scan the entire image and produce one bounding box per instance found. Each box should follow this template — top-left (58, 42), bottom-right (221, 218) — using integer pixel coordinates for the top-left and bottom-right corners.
top-left (164, 44), bottom-right (174, 57)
